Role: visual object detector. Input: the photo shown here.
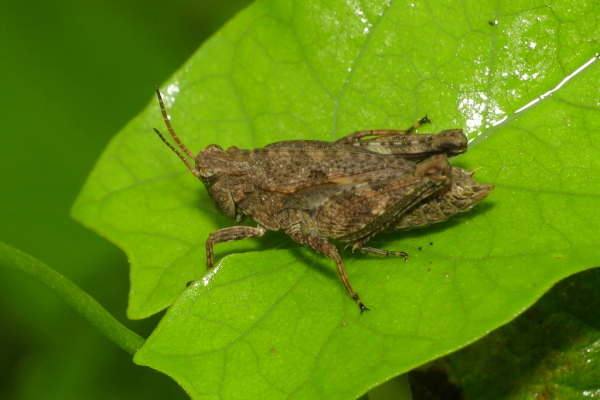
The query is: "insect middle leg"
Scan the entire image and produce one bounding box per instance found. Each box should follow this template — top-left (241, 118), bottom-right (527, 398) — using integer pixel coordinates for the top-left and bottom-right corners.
top-left (357, 246), bottom-right (408, 261)
top-left (286, 229), bottom-right (369, 313)
top-left (206, 225), bottom-right (266, 269)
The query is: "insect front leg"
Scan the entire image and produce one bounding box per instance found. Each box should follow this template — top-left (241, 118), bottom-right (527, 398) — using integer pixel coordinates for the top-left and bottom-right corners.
top-left (286, 229), bottom-right (369, 313)
top-left (335, 116), bottom-right (431, 143)
top-left (336, 129), bottom-right (410, 144)
top-left (206, 225), bottom-right (266, 269)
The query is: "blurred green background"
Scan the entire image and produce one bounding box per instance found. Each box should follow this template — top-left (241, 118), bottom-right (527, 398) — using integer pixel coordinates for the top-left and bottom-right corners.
top-left (0, 1), bottom-right (251, 398)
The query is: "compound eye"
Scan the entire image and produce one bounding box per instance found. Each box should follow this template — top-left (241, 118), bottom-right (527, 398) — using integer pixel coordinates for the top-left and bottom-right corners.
top-left (415, 155), bottom-right (452, 186)
top-left (198, 166), bottom-right (218, 184)
top-left (206, 144), bottom-right (223, 151)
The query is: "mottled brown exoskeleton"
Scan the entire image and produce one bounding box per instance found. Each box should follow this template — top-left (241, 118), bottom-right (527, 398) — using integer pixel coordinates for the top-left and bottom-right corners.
top-left (153, 89), bottom-right (494, 313)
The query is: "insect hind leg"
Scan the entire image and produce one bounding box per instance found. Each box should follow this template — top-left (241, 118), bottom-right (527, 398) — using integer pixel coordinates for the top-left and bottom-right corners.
top-left (287, 229), bottom-right (369, 313)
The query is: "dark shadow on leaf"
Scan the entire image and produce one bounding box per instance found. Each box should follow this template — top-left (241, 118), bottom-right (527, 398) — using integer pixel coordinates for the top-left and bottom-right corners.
top-left (289, 246), bottom-right (339, 282)
top-left (360, 200), bottom-right (497, 253)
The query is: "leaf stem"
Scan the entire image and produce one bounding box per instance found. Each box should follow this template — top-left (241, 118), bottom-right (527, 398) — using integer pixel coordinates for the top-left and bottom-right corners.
top-left (0, 241), bottom-right (144, 355)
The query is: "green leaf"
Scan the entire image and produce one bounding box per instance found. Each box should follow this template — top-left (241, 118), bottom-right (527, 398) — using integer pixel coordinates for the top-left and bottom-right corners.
top-left (72, 0), bottom-right (600, 398)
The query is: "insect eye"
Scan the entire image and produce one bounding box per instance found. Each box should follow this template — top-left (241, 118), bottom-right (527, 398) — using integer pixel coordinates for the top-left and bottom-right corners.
top-left (434, 130), bottom-right (468, 155)
top-left (206, 144), bottom-right (223, 151)
top-left (415, 155), bottom-right (452, 186)
top-left (424, 167), bottom-right (442, 176)
top-left (197, 166), bottom-right (218, 184)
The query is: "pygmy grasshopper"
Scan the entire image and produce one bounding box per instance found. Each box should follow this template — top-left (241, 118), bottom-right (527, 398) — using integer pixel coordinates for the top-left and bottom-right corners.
top-left (153, 89), bottom-right (494, 313)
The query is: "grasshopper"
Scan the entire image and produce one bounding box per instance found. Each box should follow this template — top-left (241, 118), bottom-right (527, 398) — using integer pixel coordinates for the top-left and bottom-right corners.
top-left (153, 89), bottom-right (494, 313)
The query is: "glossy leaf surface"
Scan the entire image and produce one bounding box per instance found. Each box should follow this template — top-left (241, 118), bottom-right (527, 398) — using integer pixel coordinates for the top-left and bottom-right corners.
top-left (73, 0), bottom-right (600, 398)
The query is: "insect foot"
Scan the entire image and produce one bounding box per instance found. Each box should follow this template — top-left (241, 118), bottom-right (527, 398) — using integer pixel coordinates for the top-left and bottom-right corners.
top-left (153, 88), bottom-right (494, 313)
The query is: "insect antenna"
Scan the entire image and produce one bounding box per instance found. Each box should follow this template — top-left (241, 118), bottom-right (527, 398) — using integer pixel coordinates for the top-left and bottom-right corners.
top-left (154, 88), bottom-right (200, 177)
top-left (153, 128), bottom-right (199, 176)
top-left (155, 88), bottom-right (196, 158)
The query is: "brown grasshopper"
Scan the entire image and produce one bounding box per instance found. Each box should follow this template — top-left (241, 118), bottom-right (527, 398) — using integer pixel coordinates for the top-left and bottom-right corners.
top-left (153, 89), bottom-right (494, 313)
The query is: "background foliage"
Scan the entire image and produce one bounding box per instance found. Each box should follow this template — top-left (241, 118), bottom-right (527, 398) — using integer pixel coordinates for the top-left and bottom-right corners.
top-left (0, 0), bottom-right (250, 398)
